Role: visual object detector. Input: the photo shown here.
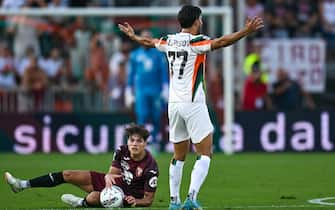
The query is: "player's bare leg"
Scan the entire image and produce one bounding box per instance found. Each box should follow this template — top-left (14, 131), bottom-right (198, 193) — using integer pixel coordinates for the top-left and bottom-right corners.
top-left (62, 170), bottom-right (94, 192)
top-left (182, 133), bottom-right (213, 210)
top-left (85, 191), bottom-right (101, 206)
top-left (4, 170), bottom-right (94, 193)
top-left (60, 171), bottom-right (100, 207)
top-left (193, 133), bottom-right (213, 156)
top-left (169, 140), bottom-right (190, 210)
top-left (173, 140), bottom-right (190, 161)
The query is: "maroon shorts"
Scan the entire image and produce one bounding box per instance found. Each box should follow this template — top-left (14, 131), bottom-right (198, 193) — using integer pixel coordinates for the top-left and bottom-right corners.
top-left (90, 171), bottom-right (106, 192)
top-left (90, 171), bottom-right (126, 192)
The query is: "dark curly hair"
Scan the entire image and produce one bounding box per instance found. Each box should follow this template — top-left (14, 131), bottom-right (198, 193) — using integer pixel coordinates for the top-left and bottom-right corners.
top-left (125, 123), bottom-right (150, 141)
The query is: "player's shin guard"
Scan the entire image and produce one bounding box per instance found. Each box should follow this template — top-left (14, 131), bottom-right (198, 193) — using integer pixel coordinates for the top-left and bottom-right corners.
top-left (169, 158), bottom-right (184, 204)
top-left (188, 155), bottom-right (211, 201)
top-left (29, 172), bottom-right (65, 188)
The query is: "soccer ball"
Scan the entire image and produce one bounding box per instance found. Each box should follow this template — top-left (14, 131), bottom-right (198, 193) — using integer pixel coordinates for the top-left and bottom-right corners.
top-left (100, 186), bottom-right (125, 208)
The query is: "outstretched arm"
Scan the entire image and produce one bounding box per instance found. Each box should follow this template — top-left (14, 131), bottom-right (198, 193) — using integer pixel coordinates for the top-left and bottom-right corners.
top-left (118, 22), bottom-right (156, 48)
top-left (211, 17), bottom-right (264, 50)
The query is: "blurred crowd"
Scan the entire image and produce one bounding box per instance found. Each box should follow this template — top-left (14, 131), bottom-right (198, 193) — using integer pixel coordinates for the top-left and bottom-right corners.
top-left (245, 0), bottom-right (325, 39)
top-left (238, 0), bottom-right (335, 112)
top-left (0, 0), bottom-right (333, 114)
top-left (210, 0), bottom-right (335, 123)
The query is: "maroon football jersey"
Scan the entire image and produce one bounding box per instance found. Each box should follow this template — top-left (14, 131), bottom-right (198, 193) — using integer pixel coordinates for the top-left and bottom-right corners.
top-left (111, 145), bottom-right (159, 199)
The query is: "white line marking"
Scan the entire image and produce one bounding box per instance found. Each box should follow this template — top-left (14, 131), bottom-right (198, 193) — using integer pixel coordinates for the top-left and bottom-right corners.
top-left (308, 197), bottom-right (335, 206)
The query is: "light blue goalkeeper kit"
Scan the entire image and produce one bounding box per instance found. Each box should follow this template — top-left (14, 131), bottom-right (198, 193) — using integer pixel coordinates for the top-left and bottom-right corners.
top-left (127, 47), bottom-right (168, 145)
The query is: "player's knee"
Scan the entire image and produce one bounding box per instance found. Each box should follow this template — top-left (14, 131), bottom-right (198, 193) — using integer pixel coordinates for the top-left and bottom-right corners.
top-left (197, 150), bottom-right (213, 157)
top-left (195, 145), bottom-right (212, 157)
top-left (195, 135), bottom-right (213, 156)
top-left (173, 153), bottom-right (187, 161)
top-left (62, 170), bottom-right (74, 182)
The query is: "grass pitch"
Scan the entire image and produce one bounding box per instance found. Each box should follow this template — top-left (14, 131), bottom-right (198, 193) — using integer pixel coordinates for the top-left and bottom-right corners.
top-left (0, 153), bottom-right (334, 209)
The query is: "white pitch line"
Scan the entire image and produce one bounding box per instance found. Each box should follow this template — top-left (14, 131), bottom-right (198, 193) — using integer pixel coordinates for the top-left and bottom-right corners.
top-left (308, 197), bottom-right (335, 206)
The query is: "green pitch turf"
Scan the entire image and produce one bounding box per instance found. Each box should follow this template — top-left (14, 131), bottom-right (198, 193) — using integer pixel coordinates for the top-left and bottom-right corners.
top-left (0, 153), bottom-right (334, 210)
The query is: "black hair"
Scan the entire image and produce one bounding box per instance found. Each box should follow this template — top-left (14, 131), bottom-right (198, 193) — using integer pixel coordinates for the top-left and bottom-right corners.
top-left (125, 123), bottom-right (150, 141)
top-left (177, 5), bottom-right (202, 28)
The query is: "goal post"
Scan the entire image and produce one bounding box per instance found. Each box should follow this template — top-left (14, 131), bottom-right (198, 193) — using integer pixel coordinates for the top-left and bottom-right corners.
top-left (0, 6), bottom-right (234, 154)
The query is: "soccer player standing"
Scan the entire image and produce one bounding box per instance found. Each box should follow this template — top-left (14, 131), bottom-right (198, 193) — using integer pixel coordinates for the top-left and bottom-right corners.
top-left (119, 5), bottom-right (263, 210)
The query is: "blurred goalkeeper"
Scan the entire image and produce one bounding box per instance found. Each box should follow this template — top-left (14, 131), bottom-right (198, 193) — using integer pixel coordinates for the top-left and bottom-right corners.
top-left (125, 29), bottom-right (169, 153)
top-left (119, 5), bottom-right (263, 210)
top-left (4, 124), bottom-right (159, 208)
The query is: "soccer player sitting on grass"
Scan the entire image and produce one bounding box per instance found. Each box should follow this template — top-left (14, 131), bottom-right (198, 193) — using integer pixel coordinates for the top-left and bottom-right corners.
top-left (4, 124), bottom-right (159, 208)
top-left (119, 5), bottom-right (263, 210)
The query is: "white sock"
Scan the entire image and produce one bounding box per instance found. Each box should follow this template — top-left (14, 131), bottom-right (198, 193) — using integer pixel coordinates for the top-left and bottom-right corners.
top-left (169, 159), bottom-right (184, 204)
top-left (19, 180), bottom-right (30, 189)
top-left (188, 155), bottom-right (211, 201)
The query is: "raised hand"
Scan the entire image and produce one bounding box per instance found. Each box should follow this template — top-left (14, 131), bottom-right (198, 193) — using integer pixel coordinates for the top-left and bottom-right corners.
top-left (118, 22), bottom-right (155, 48)
top-left (245, 17), bottom-right (264, 33)
top-left (118, 22), bottom-right (135, 38)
